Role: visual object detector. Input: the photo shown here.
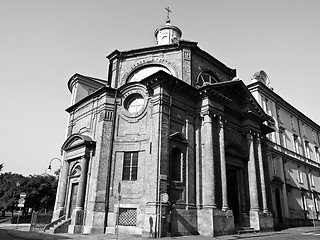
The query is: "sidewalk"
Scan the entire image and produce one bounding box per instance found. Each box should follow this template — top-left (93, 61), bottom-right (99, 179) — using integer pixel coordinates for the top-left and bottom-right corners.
top-left (1, 223), bottom-right (319, 240)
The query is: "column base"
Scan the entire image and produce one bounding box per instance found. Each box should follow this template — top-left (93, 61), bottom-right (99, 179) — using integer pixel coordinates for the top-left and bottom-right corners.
top-left (198, 208), bottom-right (235, 237)
top-left (259, 211), bottom-right (274, 232)
top-left (52, 207), bottom-right (65, 221)
top-left (68, 224), bottom-right (82, 234)
top-left (249, 210), bottom-right (274, 232)
top-left (213, 208), bottom-right (234, 236)
top-left (68, 208), bottom-right (84, 234)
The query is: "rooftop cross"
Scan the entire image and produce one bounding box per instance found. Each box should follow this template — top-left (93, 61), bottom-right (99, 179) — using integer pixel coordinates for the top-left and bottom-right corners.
top-left (165, 6), bottom-right (171, 23)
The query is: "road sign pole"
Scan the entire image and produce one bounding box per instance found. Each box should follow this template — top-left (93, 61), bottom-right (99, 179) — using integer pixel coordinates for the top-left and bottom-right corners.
top-left (16, 207), bottom-right (21, 229)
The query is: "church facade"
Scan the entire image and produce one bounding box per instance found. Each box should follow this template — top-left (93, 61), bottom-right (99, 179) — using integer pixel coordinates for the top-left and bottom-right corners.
top-left (51, 20), bottom-right (276, 237)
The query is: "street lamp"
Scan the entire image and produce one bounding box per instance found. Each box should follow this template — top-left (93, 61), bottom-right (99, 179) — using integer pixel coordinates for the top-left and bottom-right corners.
top-left (47, 158), bottom-right (62, 171)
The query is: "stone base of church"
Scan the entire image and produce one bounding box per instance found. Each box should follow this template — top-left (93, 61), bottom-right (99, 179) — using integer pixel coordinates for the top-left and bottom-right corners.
top-left (197, 208), bottom-right (235, 237)
top-left (105, 211), bottom-right (144, 235)
top-left (82, 226), bottom-right (104, 234)
top-left (259, 212), bottom-right (274, 232)
top-left (68, 224), bottom-right (82, 234)
top-left (250, 210), bottom-right (274, 232)
top-left (213, 209), bottom-right (235, 236)
top-left (52, 207), bottom-right (65, 221)
top-left (68, 208), bottom-right (84, 234)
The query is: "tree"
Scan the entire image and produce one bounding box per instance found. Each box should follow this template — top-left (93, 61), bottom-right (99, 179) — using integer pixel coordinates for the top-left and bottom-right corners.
top-left (0, 173), bottom-right (58, 216)
top-left (0, 172), bottom-right (27, 216)
top-left (24, 174), bottom-right (58, 213)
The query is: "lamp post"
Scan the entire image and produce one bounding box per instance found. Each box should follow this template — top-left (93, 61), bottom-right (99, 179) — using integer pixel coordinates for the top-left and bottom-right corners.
top-left (47, 158), bottom-right (62, 171)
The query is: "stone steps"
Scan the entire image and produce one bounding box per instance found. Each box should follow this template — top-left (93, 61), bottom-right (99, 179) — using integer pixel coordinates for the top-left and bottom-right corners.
top-left (235, 227), bottom-right (259, 234)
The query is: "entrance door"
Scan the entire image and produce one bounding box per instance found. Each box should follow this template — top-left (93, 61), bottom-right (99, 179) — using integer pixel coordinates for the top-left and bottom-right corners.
top-left (227, 168), bottom-right (240, 223)
top-left (275, 188), bottom-right (283, 223)
top-left (68, 183), bottom-right (78, 218)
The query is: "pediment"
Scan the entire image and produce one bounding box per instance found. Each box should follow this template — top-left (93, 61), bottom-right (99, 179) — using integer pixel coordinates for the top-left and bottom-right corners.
top-left (61, 133), bottom-right (95, 152)
top-left (206, 80), bottom-right (270, 122)
top-left (271, 176), bottom-right (284, 186)
top-left (169, 132), bottom-right (188, 144)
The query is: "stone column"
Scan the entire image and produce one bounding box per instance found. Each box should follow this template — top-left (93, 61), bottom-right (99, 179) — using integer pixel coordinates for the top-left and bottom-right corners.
top-left (247, 132), bottom-right (259, 211)
top-left (75, 157), bottom-right (89, 210)
top-left (218, 117), bottom-right (228, 211)
top-left (195, 117), bottom-right (202, 207)
top-left (69, 156), bottom-right (89, 233)
top-left (201, 112), bottom-right (216, 208)
top-left (256, 134), bottom-right (268, 213)
top-left (53, 160), bottom-right (70, 220)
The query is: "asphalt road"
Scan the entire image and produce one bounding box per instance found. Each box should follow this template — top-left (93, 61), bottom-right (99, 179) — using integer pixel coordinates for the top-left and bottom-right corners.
top-left (0, 229), bottom-right (18, 240)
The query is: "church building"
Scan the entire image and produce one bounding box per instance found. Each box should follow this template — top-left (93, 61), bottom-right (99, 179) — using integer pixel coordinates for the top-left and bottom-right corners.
top-left (50, 16), bottom-right (275, 237)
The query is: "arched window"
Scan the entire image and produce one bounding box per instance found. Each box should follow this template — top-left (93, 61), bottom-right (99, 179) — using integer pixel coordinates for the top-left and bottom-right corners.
top-left (127, 65), bottom-right (171, 83)
top-left (196, 71), bottom-right (219, 87)
top-left (70, 164), bottom-right (81, 177)
top-left (171, 147), bottom-right (182, 182)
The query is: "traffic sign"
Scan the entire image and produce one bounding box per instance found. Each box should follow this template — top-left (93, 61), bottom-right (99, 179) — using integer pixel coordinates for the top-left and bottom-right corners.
top-left (20, 192), bottom-right (27, 198)
top-left (161, 193), bottom-right (169, 203)
top-left (18, 199), bottom-right (25, 204)
top-left (17, 203), bottom-right (24, 208)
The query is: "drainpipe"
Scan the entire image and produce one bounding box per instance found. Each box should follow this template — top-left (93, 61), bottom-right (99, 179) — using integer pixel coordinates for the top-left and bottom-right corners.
top-left (156, 87), bottom-right (163, 238)
top-left (104, 89), bottom-right (119, 233)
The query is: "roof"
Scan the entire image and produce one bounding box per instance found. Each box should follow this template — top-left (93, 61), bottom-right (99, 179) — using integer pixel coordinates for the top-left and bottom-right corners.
top-left (67, 73), bottom-right (108, 93)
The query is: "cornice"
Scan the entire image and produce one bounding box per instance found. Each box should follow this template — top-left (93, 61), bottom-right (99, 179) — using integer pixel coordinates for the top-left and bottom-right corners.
top-left (66, 86), bottom-right (118, 113)
top-left (247, 81), bottom-right (320, 130)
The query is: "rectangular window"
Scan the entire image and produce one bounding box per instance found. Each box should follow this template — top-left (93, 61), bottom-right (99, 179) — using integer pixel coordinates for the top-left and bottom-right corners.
top-left (315, 147), bottom-right (320, 163)
top-left (315, 195), bottom-right (319, 212)
top-left (297, 166), bottom-right (303, 183)
top-left (279, 129), bottom-right (287, 148)
top-left (302, 123), bottom-right (306, 137)
top-left (265, 98), bottom-right (269, 114)
top-left (284, 161), bottom-right (289, 179)
top-left (271, 156), bottom-right (276, 176)
top-left (122, 152), bottom-right (138, 181)
top-left (291, 115), bottom-right (294, 130)
top-left (293, 135), bottom-right (299, 154)
top-left (309, 171), bottom-right (315, 187)
top-left (302, 194), bottom-right (307, 210)
top-left (305, 141), bottom-right (310, 159)
top-left (312, 130), bottom-right (316, 143)
top-left (118, 208), bottom-right (137, 226)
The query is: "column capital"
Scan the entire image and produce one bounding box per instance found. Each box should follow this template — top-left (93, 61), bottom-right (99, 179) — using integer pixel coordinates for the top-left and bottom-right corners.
top-left (199, 110), bottom-right (224, 120)
top-left (243, 129), bottom-right (260, 138)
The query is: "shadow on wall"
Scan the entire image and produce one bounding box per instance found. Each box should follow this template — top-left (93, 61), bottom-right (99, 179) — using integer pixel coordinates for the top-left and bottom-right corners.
top-left (149, 216), bottom-right (154, 236)
top-left (170, 208), bottom-right (199, 236)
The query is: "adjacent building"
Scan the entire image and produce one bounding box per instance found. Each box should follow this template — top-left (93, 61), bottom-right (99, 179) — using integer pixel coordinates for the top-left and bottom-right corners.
top-left (248, 71), bottom-right (320, 227)
top-left (49, 18), bottom-right (320, 237)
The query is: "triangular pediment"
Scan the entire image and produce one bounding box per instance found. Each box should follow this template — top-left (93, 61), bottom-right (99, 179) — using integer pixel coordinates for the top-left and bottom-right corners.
top-left (205, 80), bottom-right (270, 122)
top-left (271, 176), bottom-right (284, 186)
top-left (169, 132), bottom-right (188, 144)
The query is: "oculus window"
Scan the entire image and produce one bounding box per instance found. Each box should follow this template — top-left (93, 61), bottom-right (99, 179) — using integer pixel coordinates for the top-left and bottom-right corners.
top-left (124, 94), bottom-right (145, 113)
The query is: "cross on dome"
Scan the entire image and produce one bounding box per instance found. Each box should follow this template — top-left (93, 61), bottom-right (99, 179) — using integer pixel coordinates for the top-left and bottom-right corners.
top-left (165, 6), bottom-right (171, 23)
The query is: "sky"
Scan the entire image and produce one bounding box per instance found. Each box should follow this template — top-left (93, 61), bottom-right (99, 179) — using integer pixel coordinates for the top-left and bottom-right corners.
top-left (1, 0), bottom-right (319, 176)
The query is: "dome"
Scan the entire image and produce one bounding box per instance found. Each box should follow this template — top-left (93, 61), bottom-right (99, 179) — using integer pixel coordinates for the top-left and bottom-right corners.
top-left (154, 21), bottom-right (182, 45)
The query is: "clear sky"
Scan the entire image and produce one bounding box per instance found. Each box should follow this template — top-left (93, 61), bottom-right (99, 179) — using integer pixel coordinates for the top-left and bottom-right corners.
top-left (1, 0), bottom-right (319, 176)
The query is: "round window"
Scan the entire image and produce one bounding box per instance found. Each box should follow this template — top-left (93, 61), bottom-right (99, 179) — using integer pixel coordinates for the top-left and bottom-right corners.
top-left (125, 94), bottom-right (145, 113)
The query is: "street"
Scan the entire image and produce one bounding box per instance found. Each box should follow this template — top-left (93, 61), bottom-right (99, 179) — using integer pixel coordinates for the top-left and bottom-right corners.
top-left (244, 230), bottom-right (320, 240)
top-left (0, 229), bottom-right (20, 240)
top-left (0, 224), bottom-right (320, 240)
